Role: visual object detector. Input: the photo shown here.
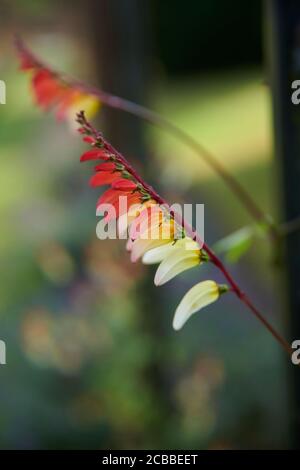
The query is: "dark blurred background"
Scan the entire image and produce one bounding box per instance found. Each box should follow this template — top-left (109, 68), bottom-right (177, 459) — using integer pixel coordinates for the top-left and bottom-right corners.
top-left (0, 0), bottom-right (291, 449)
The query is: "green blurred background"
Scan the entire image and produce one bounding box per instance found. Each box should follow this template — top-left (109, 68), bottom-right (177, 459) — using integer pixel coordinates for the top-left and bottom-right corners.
top-left (0, 0), bottom-right (290, 449)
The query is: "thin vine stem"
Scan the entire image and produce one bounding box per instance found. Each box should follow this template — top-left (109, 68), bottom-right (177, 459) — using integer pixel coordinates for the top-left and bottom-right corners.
top-left (75, 85), bottom-right (280, 242)
top-left (15, 36), bottom-right (279, 241)
top-left (77, 111), bottom-right (293, 360)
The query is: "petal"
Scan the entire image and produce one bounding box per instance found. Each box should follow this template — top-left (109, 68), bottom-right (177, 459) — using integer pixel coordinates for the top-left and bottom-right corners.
top-left (83, 136), bottom-right (96, 144)
top-left (94, 162), bottom-right (116, 172)
top-left (103, 192), bottom-right (141, 222)
top-left (129, 206), bottom-right (176, 243)
top-left (130, 238), bottom-right (172, 263)
top-left (173, 281), bottom-right (220, 331)
top-left (127, 200), bottom-right (157, 218)
top-left (55, 89), bottom-right (80, 121)
top-left (147, 219), bottom-right (175, 241)
top-left (32, 70), bottom-right (65, 109)
top-left (154, 249), bottom-right (200, 286)
top-left (118, 201), bottom-right (152, 237)
top-left (142, 237), bottom-right (199, 265)
top-left (129, 206), bottom-right (163, 240)
top-left (89, 171), bottom-right (121, 187)
top-left (131, 221), bottom-right (174, 244)
top-left (80, 149), bottom-right (111, 162)
top-left (111, 179), bottom-right (137, 191)
top-left (66, 94), bottom-right (100, 122)
top-left (142, 242), bottom-right (176, 264)
top-left (97, 188), bottom-right (123, 206)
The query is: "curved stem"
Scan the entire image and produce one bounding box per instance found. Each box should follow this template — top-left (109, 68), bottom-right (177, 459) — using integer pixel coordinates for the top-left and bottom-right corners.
top-left (78, 112), bottom-right (293, 360)
top-left (15, 36), bottom-right (278, 239)
top-left (174, 215), bottom-right (293, 357)
top-left (80, 87), bottom-right (278, 233)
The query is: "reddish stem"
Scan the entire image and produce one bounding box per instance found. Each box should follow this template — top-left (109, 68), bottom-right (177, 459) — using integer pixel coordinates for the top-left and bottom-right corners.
top-left (78, 112), bottom-right (293, 359)
top-left (15, 36), bottom-right (278, 238)
top-left (78, 87), bottom-right (279, 236)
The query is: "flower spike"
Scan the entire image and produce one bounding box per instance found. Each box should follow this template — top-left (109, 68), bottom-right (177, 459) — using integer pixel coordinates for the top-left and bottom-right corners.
top-left (14, 36), bottom-right (295, 360)
top-left (15, 36), bottom-right (100, 125)
top-left (75, 112), bottom-right (295, 362)
top-left (77, 111), bottom-right (219, 327)
top-left (15, 35), bottom-right (278, 238)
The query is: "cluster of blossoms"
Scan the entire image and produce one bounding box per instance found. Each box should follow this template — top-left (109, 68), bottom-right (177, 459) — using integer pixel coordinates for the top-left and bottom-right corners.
top-left (16, 37), bottom-right (228, 330)
top-left (15, 38), bottom-right (295, 358)
top-left (16, 37), bottom-right (100, 124)
top-left (77, 112), bottom-right (226, 330)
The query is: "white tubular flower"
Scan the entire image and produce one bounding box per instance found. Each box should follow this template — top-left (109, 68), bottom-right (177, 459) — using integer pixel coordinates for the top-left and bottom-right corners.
top-left (142, 237), bottom-right (198, 265)
top-left (154, 240), bottom-right (201, 286)
top-left (130, 238), bottom-right (173, 263)
top-left (173, 280), bottom-right (221, 331)
top-left (142, 242), bottom-right (176, 264)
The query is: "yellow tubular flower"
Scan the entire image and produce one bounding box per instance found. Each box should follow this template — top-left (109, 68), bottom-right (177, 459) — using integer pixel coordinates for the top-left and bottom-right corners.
top-left (127, 200), bottom-right (157, 220)
top-left (129, 214), bottom-right (175, 262)
top-left (173, 280), bottom-right (220, 331)
top-left (66, 95), bottom-right (100, 128)
top-left (129, 207), bottom-right (166, 241)
top-left (118, 200), bottom-right (157, 238)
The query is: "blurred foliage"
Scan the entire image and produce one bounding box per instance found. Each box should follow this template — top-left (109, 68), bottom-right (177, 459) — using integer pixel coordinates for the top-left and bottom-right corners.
top-left (0, 0), bottom-right (289, 450)
top-left (213, 226), bottom-right (255, 264)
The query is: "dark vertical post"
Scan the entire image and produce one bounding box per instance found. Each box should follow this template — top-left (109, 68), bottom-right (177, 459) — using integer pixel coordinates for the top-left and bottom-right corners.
top-left (88, 0), bottom-right (151, 157)
top-left (266, 0), bottom-right (300, 448)
top-left (87, 0), bottom-right (172, 444)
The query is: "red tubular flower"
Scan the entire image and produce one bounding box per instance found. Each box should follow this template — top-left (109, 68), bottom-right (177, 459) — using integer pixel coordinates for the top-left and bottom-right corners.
top-left (83, 136), bottom-right (97, 145)
top-left (32, 69), bottom-right (66, 109)
top-left (111, 179), bottom-right (137, 191)
top-left (80, 149), bottom-right (111, 162)
top-left (77, 115), bottom-right (151, 226)
top-left (94, 162), bottom-right (117, 172)
top-left (96, 188), bottom-right (140, 212)
top-left (89, 171), bottom-right (121, 187)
